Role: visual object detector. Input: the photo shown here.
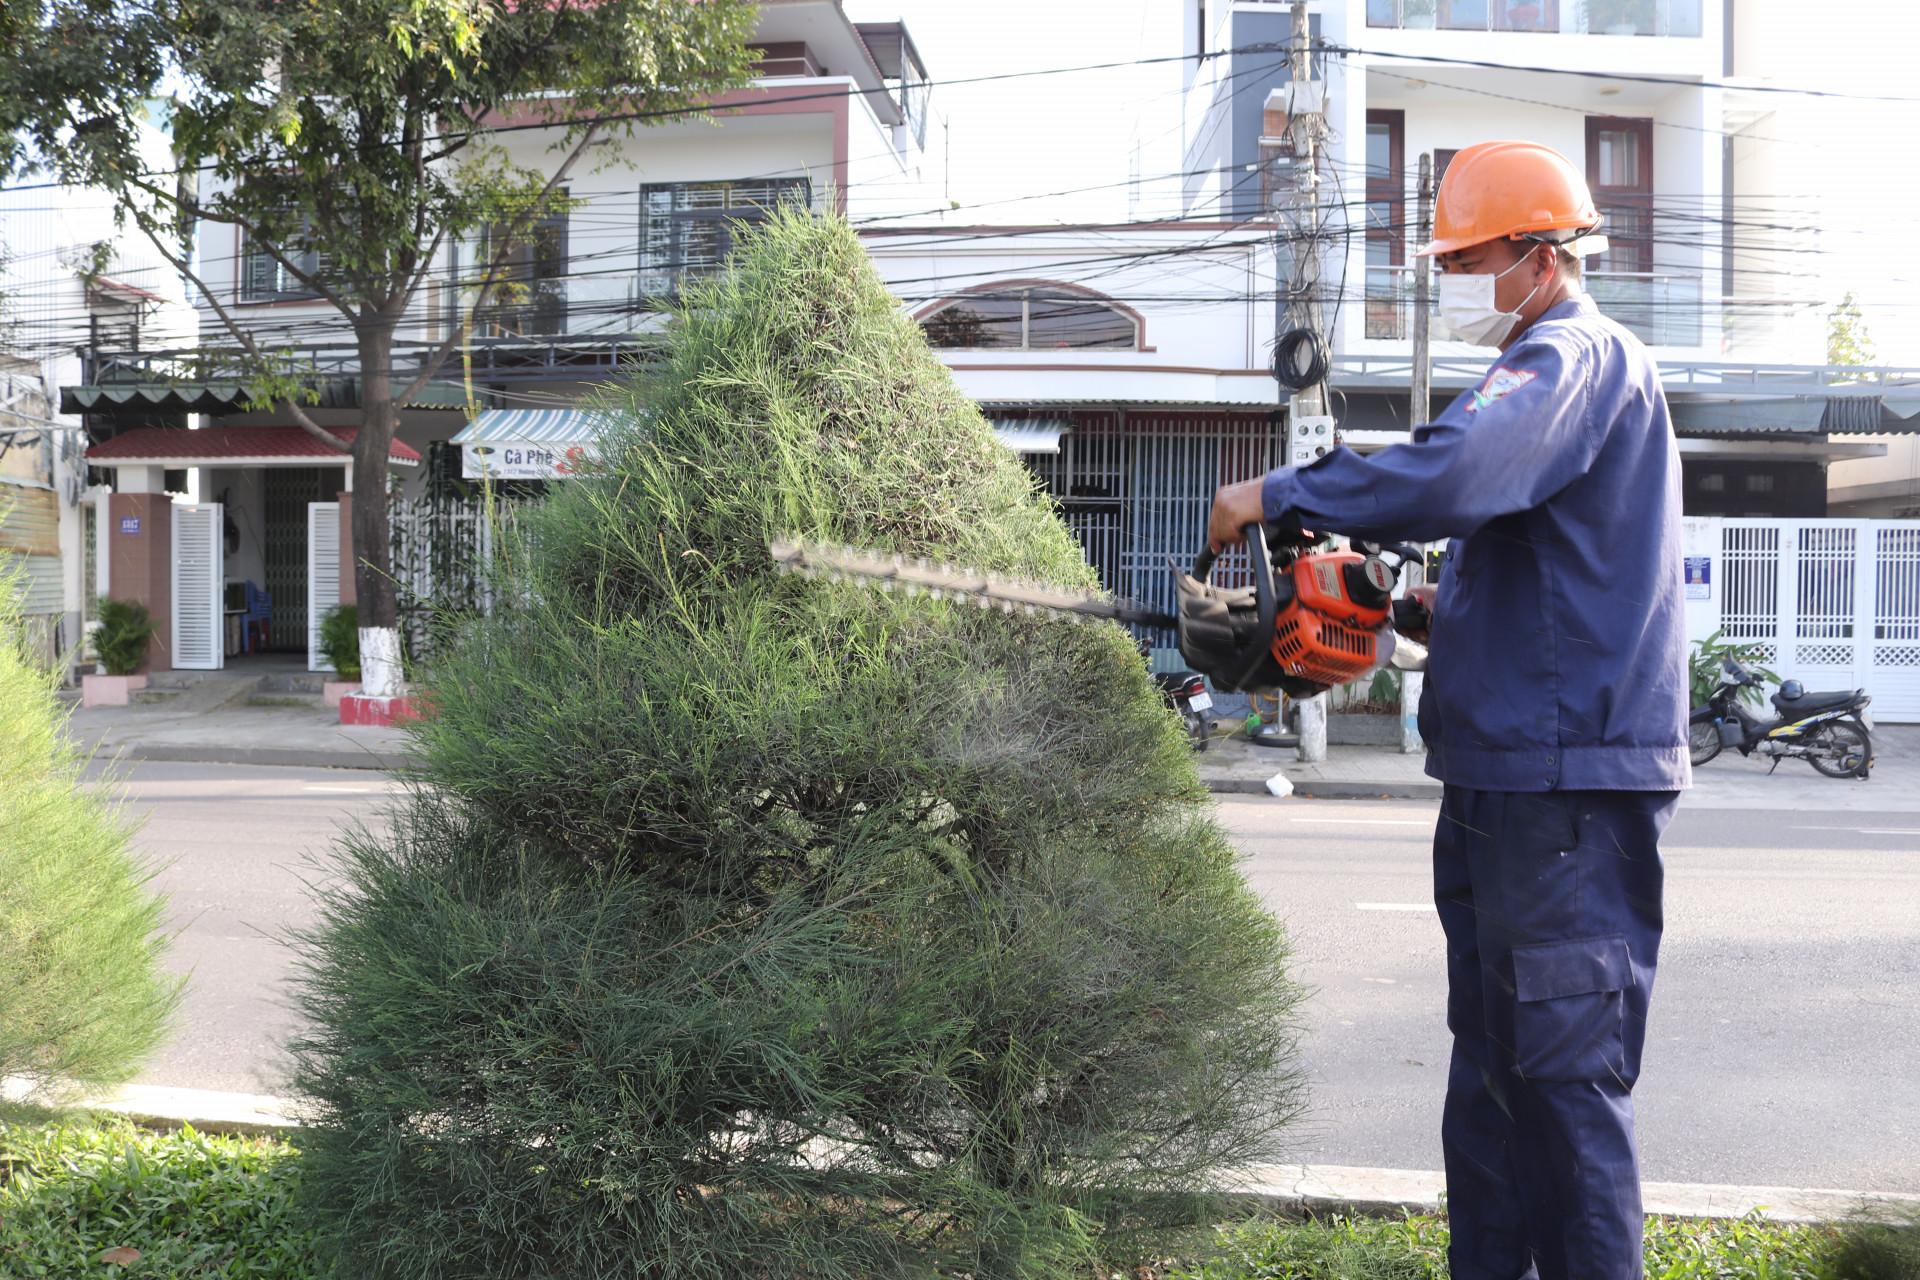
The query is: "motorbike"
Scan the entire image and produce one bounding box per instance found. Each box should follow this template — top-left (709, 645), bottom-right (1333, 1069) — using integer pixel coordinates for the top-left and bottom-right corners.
top-left (1151, 668), bottom-right (1215, 751)
top-left (1689, 656), bottom-right (1874, 778)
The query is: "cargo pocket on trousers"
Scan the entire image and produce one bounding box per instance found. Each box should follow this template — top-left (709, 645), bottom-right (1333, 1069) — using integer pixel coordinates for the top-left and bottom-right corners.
top-left (1510, 934), bottom-right (1631, 1083)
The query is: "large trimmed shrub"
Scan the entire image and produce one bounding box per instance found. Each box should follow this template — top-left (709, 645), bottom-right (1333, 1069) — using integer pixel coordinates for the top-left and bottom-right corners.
top-left (1, 580), bottom-right (177, 1109)
top-left (289, 207), bottom-right (1306, 1279)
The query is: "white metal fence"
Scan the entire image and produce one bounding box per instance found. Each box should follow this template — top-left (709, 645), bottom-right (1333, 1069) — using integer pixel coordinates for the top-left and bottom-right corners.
top-left (1684, 517), bottom-right (1920, 721)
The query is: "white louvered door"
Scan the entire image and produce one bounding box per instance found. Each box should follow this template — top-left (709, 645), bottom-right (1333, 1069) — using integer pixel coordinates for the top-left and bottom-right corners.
top-left (308, 502), bottom-right (340, 672)
top-left (170, 502), bottom-right (224, 670)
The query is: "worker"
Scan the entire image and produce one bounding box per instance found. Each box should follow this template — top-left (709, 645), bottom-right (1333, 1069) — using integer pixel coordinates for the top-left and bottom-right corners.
top-left (1208, 139), bottom-right (1688, 1280)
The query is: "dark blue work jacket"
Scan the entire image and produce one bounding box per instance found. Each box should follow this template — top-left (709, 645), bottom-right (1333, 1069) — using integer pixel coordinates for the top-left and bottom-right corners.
top-left (1261, 294), bottom-right (1690, 793)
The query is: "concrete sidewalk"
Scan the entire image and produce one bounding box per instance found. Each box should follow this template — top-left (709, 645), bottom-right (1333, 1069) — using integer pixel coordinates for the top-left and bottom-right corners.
top-left (56, 1082), bottom-right (1920, 1225)
top-left (1196, 721), bottom-right (1920, 811)
top-left (63, 685), bottom-right (1920, 812)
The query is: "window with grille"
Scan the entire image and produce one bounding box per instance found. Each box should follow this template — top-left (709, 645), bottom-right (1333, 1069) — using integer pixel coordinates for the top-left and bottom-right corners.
top-left (476, 201), bottom-right (569, 337)
top-left (240, 218), bottom-right (328, 302)
top-left (638, 179), bottom-right (812, 297)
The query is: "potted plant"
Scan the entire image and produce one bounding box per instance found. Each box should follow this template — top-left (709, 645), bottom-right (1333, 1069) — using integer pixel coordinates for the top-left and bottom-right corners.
top-left (81, 598), bottom-right (159, 706)
top-left (318, 603), bottom-right (363, 707)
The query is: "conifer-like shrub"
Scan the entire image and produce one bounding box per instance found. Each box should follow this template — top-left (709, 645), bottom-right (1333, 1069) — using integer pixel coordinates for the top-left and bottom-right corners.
top-left (0, 581), bottom-right (177, 1109)
top-left (289, 208), bottom-right (1306, 1279)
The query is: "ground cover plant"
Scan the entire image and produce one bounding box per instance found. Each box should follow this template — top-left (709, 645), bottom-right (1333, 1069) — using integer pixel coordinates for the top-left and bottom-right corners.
top-left (0, 1120), bottom-right (314, 1278)
top-left (0, 581), bottom-right (176, 1110)
top-left (287, 206), bottom-right (1309, 1280)
top-left (1170, 1212), bottom-right (1912, 1280)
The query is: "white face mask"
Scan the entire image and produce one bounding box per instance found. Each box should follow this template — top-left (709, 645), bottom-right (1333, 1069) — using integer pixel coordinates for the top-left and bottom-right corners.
top-left (1437, 251), bottom-right (1545, 348)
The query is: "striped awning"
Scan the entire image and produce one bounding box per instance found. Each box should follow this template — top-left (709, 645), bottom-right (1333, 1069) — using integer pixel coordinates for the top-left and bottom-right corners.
top-left (450, 408), bottom-right (613, 444)
top-left (992, 419), bottom-right (1067, 454)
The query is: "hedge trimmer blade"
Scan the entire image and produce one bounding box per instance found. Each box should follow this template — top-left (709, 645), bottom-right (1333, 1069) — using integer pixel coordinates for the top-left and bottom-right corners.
top-left (769, 539), bottom-right (1179, 630)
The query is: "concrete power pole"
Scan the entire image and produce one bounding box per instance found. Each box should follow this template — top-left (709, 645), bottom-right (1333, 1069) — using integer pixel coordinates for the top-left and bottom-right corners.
top-left (1281, 0), bottom-right (1333, 763)
top-left (1400, 152), bottom-right (1434, 755)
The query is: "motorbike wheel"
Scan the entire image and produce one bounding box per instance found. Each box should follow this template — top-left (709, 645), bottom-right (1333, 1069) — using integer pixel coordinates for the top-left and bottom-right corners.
top-left (1688, 721), bottom-right (1723, 767)
top-left (1186, 712), bottom-right (1210, 752)
top-left (1806, 720), bottom-right (1871, 779)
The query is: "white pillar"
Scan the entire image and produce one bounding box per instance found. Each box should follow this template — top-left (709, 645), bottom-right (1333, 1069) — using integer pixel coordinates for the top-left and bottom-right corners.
top-left (1400, 671), bottom-right (1424, 754)
top-left (1296, 692), bottom-right (1327, 763)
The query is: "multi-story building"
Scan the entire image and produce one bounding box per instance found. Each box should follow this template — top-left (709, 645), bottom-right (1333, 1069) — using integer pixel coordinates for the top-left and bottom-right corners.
top-left (1, 100), bottom-right (196, 674)
top-left (68, 0), bottom-right (940, 671)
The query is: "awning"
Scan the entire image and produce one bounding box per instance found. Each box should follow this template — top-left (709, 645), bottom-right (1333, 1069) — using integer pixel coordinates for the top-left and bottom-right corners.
top-left (86, 426), bottom-right (422, 467)
top-left (61, 379), bottom-right (469, 417)
top-left (450, 408), bottom-right (614, 479)
top-left (991, 419), bottom-right (1067, 454)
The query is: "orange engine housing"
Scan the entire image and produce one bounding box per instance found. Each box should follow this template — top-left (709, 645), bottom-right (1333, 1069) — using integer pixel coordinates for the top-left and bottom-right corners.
top-left (1270, 550), bottom-right (1395, 688)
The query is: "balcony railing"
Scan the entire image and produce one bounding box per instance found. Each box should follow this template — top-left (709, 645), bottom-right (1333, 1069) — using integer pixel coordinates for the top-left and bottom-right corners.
top-left (1366, 0), bottom-right (1701, 36)
top-left (1365, 266), bottom-right (1705, 348)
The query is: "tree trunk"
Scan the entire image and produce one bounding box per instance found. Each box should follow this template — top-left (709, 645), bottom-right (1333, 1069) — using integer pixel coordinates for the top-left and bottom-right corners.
top-left (353, 321), bottom-right (403, 696)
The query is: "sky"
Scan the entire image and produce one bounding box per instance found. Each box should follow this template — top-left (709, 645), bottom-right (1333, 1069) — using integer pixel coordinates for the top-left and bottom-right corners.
top-left (844, 0), bottom-right (1920, 367)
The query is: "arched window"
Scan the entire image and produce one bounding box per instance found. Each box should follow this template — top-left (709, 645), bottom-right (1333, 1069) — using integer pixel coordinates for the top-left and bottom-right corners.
top-left (919, 286), bottom-right (1139, 351)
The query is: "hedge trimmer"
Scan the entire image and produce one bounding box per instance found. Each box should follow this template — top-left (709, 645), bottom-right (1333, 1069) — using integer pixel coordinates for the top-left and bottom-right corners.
top-left (771, 524), bottom-right (1429, 699)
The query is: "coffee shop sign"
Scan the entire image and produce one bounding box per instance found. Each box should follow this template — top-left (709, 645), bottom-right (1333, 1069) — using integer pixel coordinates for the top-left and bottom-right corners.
top-left (462, 442), bottom-right (593, 480)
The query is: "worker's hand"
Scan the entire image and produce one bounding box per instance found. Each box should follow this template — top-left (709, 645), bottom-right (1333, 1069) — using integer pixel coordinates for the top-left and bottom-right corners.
top-left (1207, 478), bottom-right (1269, 552)
top-left (1395, 583), bottom-right (1437, 644)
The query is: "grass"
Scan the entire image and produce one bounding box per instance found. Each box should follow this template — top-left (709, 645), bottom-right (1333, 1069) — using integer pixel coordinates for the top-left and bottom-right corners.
top-left (0, 1119), bottom-right (317, 1279)
top-left (1, 1118), bottom-right (1914, 1280)
top-left (1169, 1212), bottom-right (1919, 1280)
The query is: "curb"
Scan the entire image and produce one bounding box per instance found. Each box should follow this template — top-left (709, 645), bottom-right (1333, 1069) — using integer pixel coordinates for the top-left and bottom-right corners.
top-left (1226, 1163), bottom-right (1920, 1226)
top-left (1205, 778), bottom-right (1444, 799)
top-left (91, 743), bottom-right (409, 772)
top-left (52, 1084), bottom-right (1920, 1229)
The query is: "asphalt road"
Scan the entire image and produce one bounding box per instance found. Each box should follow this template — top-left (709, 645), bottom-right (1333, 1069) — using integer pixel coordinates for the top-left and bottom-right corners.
top-left (84, 760), bottom-right (399, 1098)
top-left (96, 761), bottom-right (1920, 1194)
top-left (1223, 794), bottom-right (1920, 1194)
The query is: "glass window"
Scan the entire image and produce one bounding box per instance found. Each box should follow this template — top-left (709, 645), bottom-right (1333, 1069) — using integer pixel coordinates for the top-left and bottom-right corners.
top-left (477, 199), bottom-right (569, 337)
top-left (1596, 130), bottom-right (1642, 188)
top-left (923, 297), bottom-right (1025, 349)
top-left (1366, 123), bottom-right (1394, 183)
top-left (638, 178), bottom-right (811, 297)
top-left (1026, 292), bottom-right (1136, 349)
top-left (1439, 0), bottom-right (1490, 28)
top-left (920, 289), bottom-right (1137, 350)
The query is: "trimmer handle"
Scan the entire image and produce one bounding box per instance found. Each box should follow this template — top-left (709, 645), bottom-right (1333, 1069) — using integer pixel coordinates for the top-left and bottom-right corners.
top-left (1190, 523), bottom-right (1284, 694)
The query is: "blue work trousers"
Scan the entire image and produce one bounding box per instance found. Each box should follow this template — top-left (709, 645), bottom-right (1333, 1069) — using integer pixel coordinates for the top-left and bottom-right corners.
top-left (1435, 786), bottom-right (1676, 1280)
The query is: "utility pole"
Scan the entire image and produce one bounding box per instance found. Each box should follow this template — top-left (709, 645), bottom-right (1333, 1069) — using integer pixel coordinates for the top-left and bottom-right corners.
top-left (1400, 152), bottom-right (1433, 755)
top-left (1280, 0), bottom-right (1333, 764)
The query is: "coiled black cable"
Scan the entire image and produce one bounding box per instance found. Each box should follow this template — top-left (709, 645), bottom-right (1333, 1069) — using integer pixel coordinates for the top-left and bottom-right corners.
top-left (1271, 327), bottom-right (1331, 391)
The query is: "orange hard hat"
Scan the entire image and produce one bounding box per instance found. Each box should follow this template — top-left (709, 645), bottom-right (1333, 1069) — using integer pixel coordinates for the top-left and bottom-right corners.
top-left (1415, 140), bottom-right (1602, 258)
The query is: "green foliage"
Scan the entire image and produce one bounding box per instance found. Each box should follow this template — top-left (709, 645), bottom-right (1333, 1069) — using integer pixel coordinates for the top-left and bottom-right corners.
top-left (1828, 290), bottom-right (1877, 368)
top-left (0, 1120), bottom-right (317, 1278)
top-left (92, 597), bottom-right (157, 678)
top-left (1689, 628), bottom-right (1781, 708)
top-left (288, 209), bottom-right (1308, 1280)
top-left (1833, 1205), bottom-right (1920, 1280)
top-left (1173, 1213), bottom-right (1847, 1280)
top-left (317, 604), bottom-right (359, 680)
top-left (0, 584), bottom-right (178, 1109)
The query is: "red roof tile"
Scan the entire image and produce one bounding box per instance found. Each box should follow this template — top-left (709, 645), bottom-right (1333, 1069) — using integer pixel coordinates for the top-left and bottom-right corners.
top-left (86, 426), bottom-right (423, 465)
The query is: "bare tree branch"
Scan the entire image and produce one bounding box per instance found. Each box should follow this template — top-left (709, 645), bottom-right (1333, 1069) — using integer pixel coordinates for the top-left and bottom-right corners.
top-left (394, 119), bottom-right (606, 409)
top-left (128, 209), bottom-right (354, 454)
top-left (126, 174), bottom-right (355, 316)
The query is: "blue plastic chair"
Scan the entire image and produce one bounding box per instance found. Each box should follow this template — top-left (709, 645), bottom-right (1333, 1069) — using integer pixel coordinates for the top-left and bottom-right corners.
top-left (243, 582), bottom-right (273, 653)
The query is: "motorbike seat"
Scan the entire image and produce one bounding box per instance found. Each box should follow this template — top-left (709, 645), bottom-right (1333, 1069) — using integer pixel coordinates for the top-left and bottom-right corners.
top-left (1770, 687), bottom-right (1857, 714)
top-left (1152, 669), bottom-right (1205, 694)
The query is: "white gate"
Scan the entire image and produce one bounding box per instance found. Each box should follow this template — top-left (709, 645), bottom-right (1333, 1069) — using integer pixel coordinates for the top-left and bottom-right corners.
top-left (308, 501), bottom-right (340, 672)
top-left (170, 502), bottom-right (224, 670)
top-left (1686, 518), bottom-right (1920, 721)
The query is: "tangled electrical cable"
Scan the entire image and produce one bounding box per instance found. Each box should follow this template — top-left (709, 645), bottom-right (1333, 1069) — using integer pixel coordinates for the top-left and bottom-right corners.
top-left (1271, 326), bottom-right (1331, 391)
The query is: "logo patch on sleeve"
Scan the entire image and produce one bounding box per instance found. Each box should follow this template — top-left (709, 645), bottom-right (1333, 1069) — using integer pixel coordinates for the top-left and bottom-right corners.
top-left (1467, 365), bottom-right (1537, 413)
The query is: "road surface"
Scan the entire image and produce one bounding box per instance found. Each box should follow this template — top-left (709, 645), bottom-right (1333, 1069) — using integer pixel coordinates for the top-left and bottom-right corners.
top-left (98, 760), bottom-right (1920, 1192)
